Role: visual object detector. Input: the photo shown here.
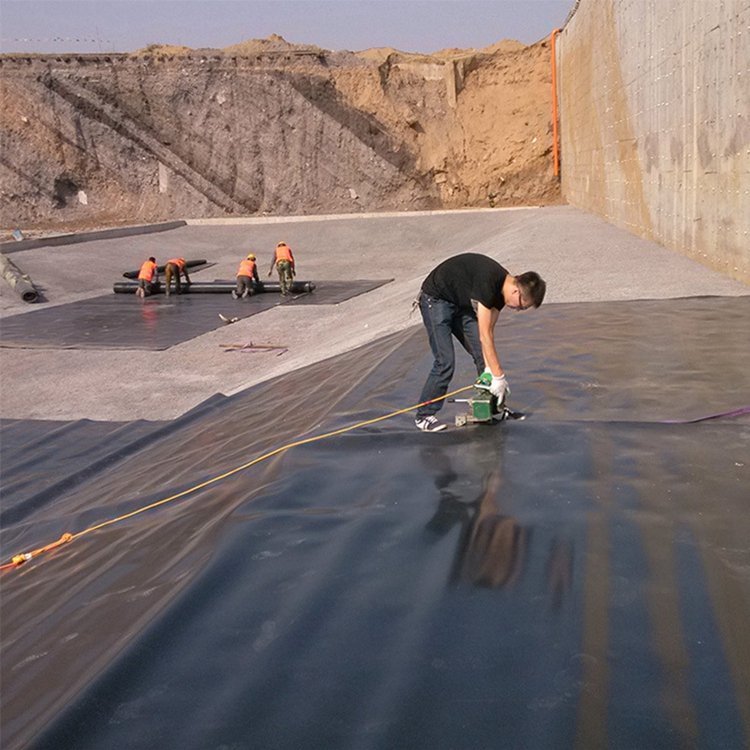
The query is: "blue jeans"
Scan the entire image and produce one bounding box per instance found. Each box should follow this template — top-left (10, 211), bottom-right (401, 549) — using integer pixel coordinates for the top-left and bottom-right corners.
top-left (416, 294), bottom-right (485, 418)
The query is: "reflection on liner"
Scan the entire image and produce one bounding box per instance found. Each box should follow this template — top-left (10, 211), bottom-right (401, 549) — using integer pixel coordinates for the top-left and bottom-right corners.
top-left (422, 446), bottom-right (573, 603)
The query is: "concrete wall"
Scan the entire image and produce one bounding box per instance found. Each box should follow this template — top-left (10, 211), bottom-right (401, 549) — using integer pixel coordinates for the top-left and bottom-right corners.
top-left (557, 0), bottom-right (750, 283)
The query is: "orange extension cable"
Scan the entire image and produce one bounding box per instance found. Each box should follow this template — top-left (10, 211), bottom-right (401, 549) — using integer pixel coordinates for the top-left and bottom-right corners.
top-left (0, 385), bottom-right (474, 573)
top-left (550, 28), bottom-right (562, 178)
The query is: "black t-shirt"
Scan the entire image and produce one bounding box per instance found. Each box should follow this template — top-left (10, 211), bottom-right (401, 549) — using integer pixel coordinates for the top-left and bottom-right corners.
top-left (421, 253), bottom-right (507, 311)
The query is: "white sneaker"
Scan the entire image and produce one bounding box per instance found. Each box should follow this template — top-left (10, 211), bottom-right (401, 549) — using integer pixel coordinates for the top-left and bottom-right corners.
top-left (231, 290), bottom-right (239, 299)
top-left (415, 415), bottom-right (447, 432)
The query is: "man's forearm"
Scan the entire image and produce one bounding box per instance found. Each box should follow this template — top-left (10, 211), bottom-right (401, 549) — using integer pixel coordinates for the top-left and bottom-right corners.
top-left (477, 304), bottom-right (503, 375)
top-left (480, 336), bottom-right (503, 376)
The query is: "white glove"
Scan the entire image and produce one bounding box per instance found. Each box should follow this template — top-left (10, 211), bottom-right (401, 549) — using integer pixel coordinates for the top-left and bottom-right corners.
top-left (489, 373), bottom-right (510, 401)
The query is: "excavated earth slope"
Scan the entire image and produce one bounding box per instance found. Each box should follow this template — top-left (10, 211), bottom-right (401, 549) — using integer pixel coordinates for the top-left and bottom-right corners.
top-left (0, 35), bottom-right (560, 235)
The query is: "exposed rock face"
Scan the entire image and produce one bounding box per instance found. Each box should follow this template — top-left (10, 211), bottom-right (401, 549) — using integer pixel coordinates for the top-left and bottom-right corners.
top-left (0, 36), bottom-right (560, 232)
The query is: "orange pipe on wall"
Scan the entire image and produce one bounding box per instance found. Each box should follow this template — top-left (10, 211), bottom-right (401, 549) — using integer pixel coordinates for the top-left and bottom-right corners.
top-left (550, 28), bottom-right (562, 179)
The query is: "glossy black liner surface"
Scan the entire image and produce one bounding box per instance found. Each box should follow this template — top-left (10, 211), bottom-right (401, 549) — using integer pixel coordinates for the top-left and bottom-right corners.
top-left (0, 280), bottom-right (392, 350)
top-left (1, 296), bottom-right (749, 750)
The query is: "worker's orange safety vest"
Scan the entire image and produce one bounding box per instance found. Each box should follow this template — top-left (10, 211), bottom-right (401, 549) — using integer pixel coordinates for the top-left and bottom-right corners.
top-left (275, 245), bottom-right (293, 264)
top-left (167, 258), bottom-right (185, 270)
top-left (237, 259), bottom-right (256, 277)
top-left (138, 260), bottom-right (157, 282)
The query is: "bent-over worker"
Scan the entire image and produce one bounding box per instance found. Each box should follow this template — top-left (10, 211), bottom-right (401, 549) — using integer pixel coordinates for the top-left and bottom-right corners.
top-left (414, 252), bottom-right (546, 432)
top-left (164, 257), bottom-right (191, 297)
top-left (233, 253), bottom-right (260, 299)
top-left (268, 242), bottom-right (295, 296)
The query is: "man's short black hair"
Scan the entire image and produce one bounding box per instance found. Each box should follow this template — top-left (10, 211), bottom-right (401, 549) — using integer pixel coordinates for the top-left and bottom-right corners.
top-left (149, 256), bottom-right (156, 263)
top-left (516, 272), bottom-right (546, 308)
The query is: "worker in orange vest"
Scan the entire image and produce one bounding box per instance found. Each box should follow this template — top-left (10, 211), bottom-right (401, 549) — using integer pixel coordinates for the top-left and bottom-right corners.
top-left (164, 257), bottom-right (191, 297)
top-left (268, 241), bottom-right (296, 296)
top-left (136, 256), bottom-right (158, 298)
top-left (232, 253), bottom-right (260, 299)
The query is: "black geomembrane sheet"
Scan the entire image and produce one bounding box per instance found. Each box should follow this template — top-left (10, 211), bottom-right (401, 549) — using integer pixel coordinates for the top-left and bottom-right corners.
top-left (1, 296), bottom-right (749, 750)
top-left (0, 280), bottom-right (392, 350)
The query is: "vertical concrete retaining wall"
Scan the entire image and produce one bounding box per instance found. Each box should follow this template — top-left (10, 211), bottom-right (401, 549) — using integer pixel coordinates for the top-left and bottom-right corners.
top-left (557, 0), bottom-right (749, 283)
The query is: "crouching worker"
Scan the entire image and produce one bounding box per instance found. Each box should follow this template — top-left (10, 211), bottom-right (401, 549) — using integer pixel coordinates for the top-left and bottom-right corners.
top-left (414, 252), bottom-right (546, 432)
top-left (164, 257), bottom-right (191, 297)
top-left (268, 241), bottom-right (295, 296)
top-left (233, 253), bottom-right (260, 299)
top-left (136, 256), bottom-right (158, 298)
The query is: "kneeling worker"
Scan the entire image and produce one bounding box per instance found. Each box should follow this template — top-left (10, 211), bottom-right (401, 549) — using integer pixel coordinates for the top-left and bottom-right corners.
top-left (164, 257), bottom-right (191, 297)
top-left (136, 256), bottom-right (158, 298)
top-left (233, 253), bottom-right (260, 299)
top-left (414, 252), bottom-right (546, 432)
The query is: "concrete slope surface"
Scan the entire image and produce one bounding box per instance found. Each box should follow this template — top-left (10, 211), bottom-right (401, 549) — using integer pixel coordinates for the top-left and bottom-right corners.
top-left (0, 205), bottom-right (747, 422)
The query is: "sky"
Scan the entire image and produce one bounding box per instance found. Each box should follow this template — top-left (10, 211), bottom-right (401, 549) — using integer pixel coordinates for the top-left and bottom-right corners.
top-left (0, 0), bottom-right (575, 55)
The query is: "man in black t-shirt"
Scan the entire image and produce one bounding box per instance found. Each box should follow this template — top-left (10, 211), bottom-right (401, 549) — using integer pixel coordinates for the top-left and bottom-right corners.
top-left (414, 253), bottom-right (546, 432)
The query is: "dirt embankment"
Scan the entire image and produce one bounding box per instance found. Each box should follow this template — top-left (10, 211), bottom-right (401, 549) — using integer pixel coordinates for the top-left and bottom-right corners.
top-left (0, 34), bottom-right (560, 235)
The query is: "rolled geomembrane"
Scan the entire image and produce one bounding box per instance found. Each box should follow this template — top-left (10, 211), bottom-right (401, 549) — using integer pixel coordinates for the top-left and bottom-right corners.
top-left (122, 259), bottom-right (208, 279)
top-left (113, 280), bottom-right (316, 294)
top-left (0, 253), bottom-right (39, 303)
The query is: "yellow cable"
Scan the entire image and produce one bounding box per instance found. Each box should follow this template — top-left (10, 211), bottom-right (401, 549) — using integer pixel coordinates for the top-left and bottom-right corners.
top-left (1, 385), bottom-right (473, 572)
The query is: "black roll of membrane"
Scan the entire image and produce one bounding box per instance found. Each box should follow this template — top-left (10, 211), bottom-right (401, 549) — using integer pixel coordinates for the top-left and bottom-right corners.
top-left (113, 280), bottom-right (316, 294)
